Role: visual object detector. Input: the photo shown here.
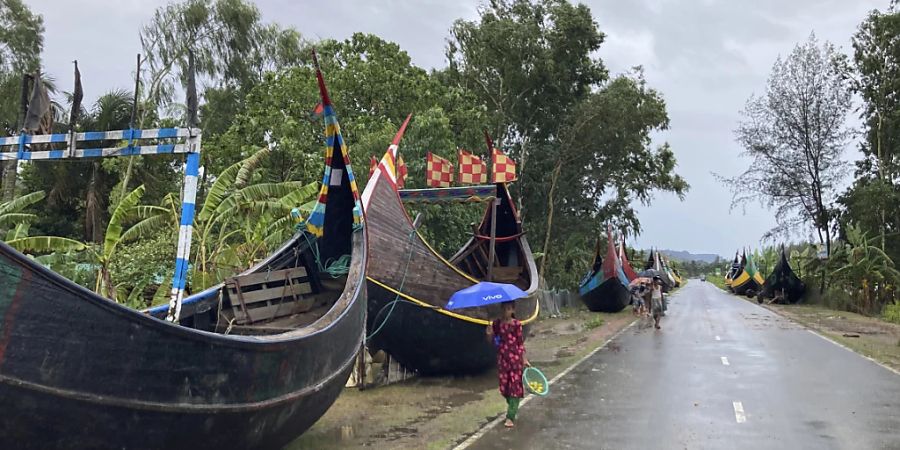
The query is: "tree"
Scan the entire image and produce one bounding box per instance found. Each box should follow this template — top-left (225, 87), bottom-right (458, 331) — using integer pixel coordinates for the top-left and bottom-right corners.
top-left (840, 5), bottom-right (900, 266)
top-left (536, 71), bottom-right (688, 284)
top-left (139, 0), bottom-right (303, 113)
top-left (445, 0), bottom-right (607, 218)
top-left (724, 34), bottom-right (851, 258)
top-left (0, 0), bottom-right (44, 202)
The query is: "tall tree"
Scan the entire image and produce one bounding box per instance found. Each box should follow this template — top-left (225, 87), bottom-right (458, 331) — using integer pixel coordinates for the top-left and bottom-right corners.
top-left (445, 0), bottom-right (607, 218)
top-left (724, 34), bottom-right (851, 258)
top-left (536, 71), bottom-right (688, 285)
top-left (840, 5), bottom-right (900, 264)
top-left (0, 0), bottom-right (44, 202)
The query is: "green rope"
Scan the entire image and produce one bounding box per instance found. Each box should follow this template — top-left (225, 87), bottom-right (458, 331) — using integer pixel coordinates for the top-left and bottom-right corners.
top-left (293, 221), bottom-right (363, 279)
top-left (365, 228), bottom-right (418, 342)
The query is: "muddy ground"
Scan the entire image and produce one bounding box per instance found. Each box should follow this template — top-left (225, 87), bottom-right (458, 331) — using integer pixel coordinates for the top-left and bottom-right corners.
top-left (288, 307), bottom-right (636, 450)
top-left (762, 303), bottom-right (900, 372)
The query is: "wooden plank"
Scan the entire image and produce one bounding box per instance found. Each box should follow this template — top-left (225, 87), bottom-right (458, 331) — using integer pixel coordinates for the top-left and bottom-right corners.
top-left (492, 266), bottom-right (521, 283)
top-left (227, 266), bottom-right (307, 288)
top-left (229, 282), bottom-right (313, 305)
top-left (232, 296), bottom-right (316, 324)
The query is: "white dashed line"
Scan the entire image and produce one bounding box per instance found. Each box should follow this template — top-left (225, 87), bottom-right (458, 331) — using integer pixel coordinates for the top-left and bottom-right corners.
top-left (721, 356), bottom-right (730, 366)
top-left (733, 401), bottom-right (746, 423)
top-left (715, 335), bottom-right (721, 341)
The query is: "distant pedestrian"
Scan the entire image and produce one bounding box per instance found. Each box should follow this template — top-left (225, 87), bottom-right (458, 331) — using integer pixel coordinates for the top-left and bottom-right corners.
top-left (631, 284), bottom-right (646, 316)
top-left (486, 301), bottom-right (530, 428)
top-left (651, 276), bottom-right (664, 329)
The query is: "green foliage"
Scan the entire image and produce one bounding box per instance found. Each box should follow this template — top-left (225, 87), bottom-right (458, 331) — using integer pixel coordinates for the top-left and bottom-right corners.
top-left (8, 185), bottom-right (170, 300)
top-left (884, 301), bottom-right (900, 325)
top-left (110, 233), bottom-right (177, 310)
top-left (584, 315), bottom-right (603, 330)
top-left (0, 0), bottom-right (43, 74)
top-left (826, 225), bottom-right (899, 315)
top-left (0, 190), bottom-right (43, 232)
top-left (140, 0), bottom-right (303, 112)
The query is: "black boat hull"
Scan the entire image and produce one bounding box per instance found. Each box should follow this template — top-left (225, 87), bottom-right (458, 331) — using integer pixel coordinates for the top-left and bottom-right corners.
top-left (580, 278), bottom-right (630, 313)
top-left (0, 358), bottom-right (351, 449)
top-left (0, 232), bottom-right (365, 450)
top-left (366, 280), bottom-right (496, 375)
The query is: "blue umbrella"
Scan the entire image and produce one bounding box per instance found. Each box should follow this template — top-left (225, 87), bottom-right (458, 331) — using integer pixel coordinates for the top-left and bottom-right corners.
top-left (446, 282), bottom-right (527, 310)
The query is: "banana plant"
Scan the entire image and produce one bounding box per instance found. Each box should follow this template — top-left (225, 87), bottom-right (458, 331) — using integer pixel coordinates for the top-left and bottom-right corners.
top-left (0, 191), bottom-right (45, 238)
top-left (7, 185), bottom-right (170, 301)
top-left (829, 224), bottom-right (900, 314)
top-left (156, 148), bottom-right (321, 291)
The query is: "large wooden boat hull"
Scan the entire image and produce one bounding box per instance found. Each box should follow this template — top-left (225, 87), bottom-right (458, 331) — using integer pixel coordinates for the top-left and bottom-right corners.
top-left (730, 270), bottom-right (763, 296)
top-left (366, 281), bottom-right (495, 375)
top-left (363, 144), bottom-right (539, 376)
top-left (760, 251), bottom-right (805, 303)
top-left (0, 232), bottom-right (365, 449)
top-left (579, 276), bottom-right (630, 313)
top-left (579, 230), bottom-right (630, 313)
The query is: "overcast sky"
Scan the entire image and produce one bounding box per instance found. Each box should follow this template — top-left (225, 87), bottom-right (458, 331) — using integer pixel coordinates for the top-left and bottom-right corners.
top-left (29, 0), bottom-right (887, 257)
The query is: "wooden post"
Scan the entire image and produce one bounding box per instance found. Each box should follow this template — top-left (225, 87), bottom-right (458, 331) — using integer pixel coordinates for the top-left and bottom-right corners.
top-left (487, 197), bottom-right (498, 281)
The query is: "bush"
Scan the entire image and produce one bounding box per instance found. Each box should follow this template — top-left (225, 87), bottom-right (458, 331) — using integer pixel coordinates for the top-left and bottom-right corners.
top-left (584, 315), bottom-right (603, 330)
top-left (884, 301), bottom-right (900, 325)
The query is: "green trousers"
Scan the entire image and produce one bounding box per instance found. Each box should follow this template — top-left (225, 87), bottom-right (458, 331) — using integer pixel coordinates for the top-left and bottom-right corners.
top-left (505, 396), bottom-right (521, 421)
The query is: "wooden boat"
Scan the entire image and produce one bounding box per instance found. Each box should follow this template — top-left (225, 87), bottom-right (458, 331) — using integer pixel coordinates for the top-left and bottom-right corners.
top-left (730, 251), bottom-right (764, 296)
top-left (579, 229), bottom-right (630, 312)
top-left (760, 247), bottom-right (805, 303)
top-left (618, 236), bottom-right (639, 282)
top-left (0, 56), bottom-right (366, 449)
top-left (644, 249), bottom-right (673, 291)
top-left (362, 130), bottom-right (539, 375)
top-left (725, 253), bottom-right (739, 289)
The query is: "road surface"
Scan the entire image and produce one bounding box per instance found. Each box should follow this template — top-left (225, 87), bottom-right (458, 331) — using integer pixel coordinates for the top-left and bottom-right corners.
top-left (466, 281), bottom-right (900, 450)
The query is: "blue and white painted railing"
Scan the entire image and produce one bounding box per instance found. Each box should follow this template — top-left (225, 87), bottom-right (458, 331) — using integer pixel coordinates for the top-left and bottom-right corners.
top-left (0, 127), bottom-right (201, 323)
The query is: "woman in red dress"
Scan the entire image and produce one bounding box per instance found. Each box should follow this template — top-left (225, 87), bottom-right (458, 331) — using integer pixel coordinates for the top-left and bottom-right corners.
top-left (486, 301), bottom-right (530, 428)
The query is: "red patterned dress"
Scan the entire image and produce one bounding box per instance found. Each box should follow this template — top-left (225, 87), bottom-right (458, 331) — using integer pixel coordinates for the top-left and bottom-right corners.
top-left (493, 318), bottom-right (525, 398)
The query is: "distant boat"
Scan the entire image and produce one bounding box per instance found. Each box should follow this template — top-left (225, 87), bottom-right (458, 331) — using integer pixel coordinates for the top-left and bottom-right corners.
top-left (730, 251), bottom-right (764, 296)
top-left (618, 235), bottom-right (639, 282)
top-left (725, 252), bottom-right (739, 289)
top-left (0, 54), bottom-right (367, 449)
top-left (645, 249), bottom-right (674, 291)
top-left (362, 129), bottom-right (539, 376)
top-left (760, 247), bottom-right (805, 303)
top-left (579, 228), bottom-right (630, 312)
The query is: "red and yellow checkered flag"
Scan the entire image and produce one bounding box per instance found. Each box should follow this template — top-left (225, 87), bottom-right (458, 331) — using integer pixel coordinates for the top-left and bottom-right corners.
top-left (396, 155), bottom-right (408, 188)
top-left (368, 155), bottom-right (378, 178)
top-left (457, 149), bottom-right (487, 185)
top-left (426, 152), bottom-right (454, 187)
top-left (491, 148), bottom-right (517, 183)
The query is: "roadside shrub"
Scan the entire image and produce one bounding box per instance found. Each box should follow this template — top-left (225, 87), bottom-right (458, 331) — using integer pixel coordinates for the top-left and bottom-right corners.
top-left (883, 301), bottom-right (900, 325)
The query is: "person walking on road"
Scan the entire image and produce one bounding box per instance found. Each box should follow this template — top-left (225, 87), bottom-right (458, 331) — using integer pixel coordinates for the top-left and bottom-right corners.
top-left (651, 276), bottom-right (664, 329)
top-left (486, 301), bottom-right (530, 428)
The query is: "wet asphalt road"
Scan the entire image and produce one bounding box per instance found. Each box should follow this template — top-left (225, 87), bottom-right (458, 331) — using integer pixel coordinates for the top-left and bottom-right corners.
top-left (467, 281), bottom-right (900, 450)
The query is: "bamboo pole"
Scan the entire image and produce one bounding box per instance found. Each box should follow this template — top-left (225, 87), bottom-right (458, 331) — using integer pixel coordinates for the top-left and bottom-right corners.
top-left (487, 197), bottom-right (498, 281)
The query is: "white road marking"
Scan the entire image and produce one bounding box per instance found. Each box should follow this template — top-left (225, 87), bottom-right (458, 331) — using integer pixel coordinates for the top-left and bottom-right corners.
top-left (804, 330), bottom-right (900, 377)
top-left (721, 356), bottom-right (730, 366)
top-left (733, 401), bottom-right (746, 423)
top-left (715, 335), bottom-right (721, 341)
